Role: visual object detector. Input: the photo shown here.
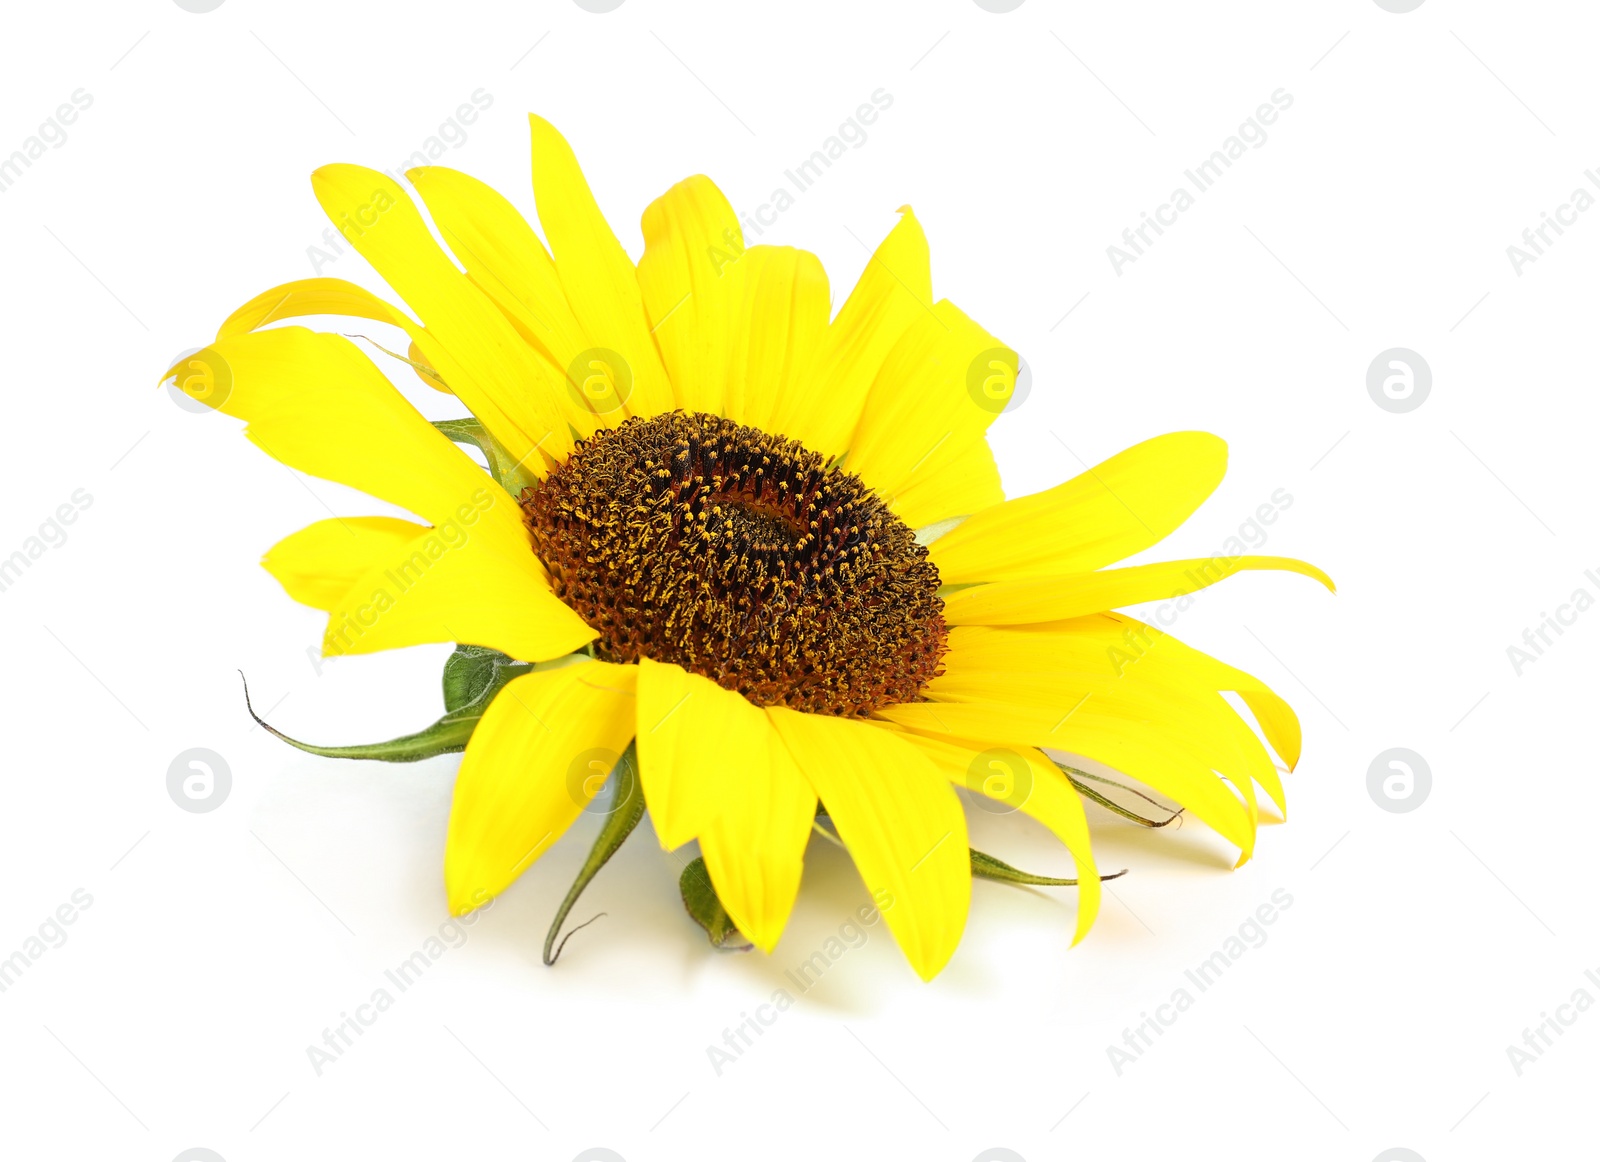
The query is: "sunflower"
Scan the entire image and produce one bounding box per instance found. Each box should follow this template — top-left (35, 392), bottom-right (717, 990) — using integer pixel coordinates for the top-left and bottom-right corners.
top-left (171, 115), bottom-right (1331, 980)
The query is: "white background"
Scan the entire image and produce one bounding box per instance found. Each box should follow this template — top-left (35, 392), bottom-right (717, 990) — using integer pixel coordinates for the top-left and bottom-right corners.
top-left (0, 1), bottom-right (1594, 1159)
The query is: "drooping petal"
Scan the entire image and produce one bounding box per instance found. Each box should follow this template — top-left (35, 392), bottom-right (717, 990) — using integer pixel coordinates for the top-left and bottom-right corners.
top-left (929, 432), bottom-right (1229, 584)
top-left (262, 516), bottom-right (427, 610)
top-left (768, 708), bottom-right (970, 980)
top-left (943, 555), bottom-right (1335, 626)
top-left (956, 613), bottom-right (1303, 798)
top-left (1228, 683), bottom-right (1300, 781)
top-left (877, 697), bottom-right (1256, 861)
top-left (930, 619), bottom-right (1289, 819)
top-left (724, 246), bottom-right (830, 432)
top-left (923, 658), bottom-right (1264, 843)
top-left (1114, 614), bottom-right (1303, 800)
top-left (637, 175), bottom-right (745, 415)
top-left (897, 730), bottom-right (1102, 945)
top-left (1133, 616), bottom-right (1302, 777)
top-left (928, 662), bottom-right (1275, 836)
top-left (528, 115), bottom-right (675, 417)
top-left (311, 164), bottom-right (573, 468)
top-left (445, 662), bottom-right (637, 914)
top-left (770, 208), bottom-right (932, 458)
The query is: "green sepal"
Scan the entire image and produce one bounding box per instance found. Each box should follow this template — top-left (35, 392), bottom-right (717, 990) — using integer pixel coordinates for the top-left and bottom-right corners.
top-left (1050, 759), bottom-right (1185, 829)
top-left (241, 647), bottom-right (533, 763)
top-left (679, 856), bottom-right (751, 950)
top-left (543, 743), bottom-right (644, 965)
top-left (433, 417), bottom-right (539, 496)
top-left (442, 644), bottom-right (531, 713)
top-left (970, 847), bottom-right (1126, 888)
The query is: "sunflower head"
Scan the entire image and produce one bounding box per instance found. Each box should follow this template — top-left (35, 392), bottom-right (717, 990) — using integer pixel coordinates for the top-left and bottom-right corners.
top-left (174, 114), bottom-right (1332, 981)
top-left (521, 410), bottom-right (947, 717)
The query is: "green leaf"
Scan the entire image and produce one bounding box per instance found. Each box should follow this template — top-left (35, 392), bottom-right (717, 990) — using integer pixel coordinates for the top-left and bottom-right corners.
top-left (433, 417), bottom-right (539, 496)
top-left (543, 743), bottom-right (643, 965)
top-left (970, 847), bottom-right (1126, 888)
top-left (679, 856), bottom-right (750, 950)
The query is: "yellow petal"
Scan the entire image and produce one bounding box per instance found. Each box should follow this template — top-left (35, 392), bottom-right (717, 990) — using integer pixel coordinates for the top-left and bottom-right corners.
top-left (771, 208), bottom-right (932, 458)
top-left (930, 432), bottom-right (1229, 584)
top-left (445, 662), bottom-right (637, 913)
top-left (405, 340), bottom-right (451, 392)
top-left (944, 555), bottom-right (1335, 625)
top-left (933, 619), bottom-right (1288, 818)
top-left (218, 276), bottom-right (415, 338)
top-left (406, 165), bottom-right (587, 363)
top-left (1118, 614), bottom-right (1302, 798)
top-left (1143, 618), bottom-right (1302, 777)
top-left (633, 657), bottom-right (751, 848)
top-left (898, 731), bottom-right (1102, 945)
top-left (634, 660), bottom-right (815, 951)
top-left (637, 175), bottom-right (745, 415)
top-left (724, 246), bottom-right (830, 432)
top-left (933, 663), bottom-right (1274, 843)
top-left (216, 277), bottom-right (454, 394)
top-left (846, 300), bottom-right (1012, 525)
top-left (964, 613), bottom-right (1302, 792)
top-left (1232, 687), bottom-right (1300, 780)
top-left (262, 516), bottom-right (427, 610)
top-left (887, 431), bottom-right (1005, 532)
top-left (768, 708), bottom-right (970, 980)
top-left (877, 696), bottom-right (1256, 861)
top-left (318, 519), bottom-right (595, 662)
top-left (311, 164), bottom-right (571, 469)
top-left (193, 326), bottom-right (591, 664)
top-left (701, 735), bottom-right (816, 954)
top-left (1113, 617), bottom-right (1298, 812)
top-left (528, 115), bottom-right (674, 417)
top-left (405, 165), bottom-right (604, 432)
top-left (174, 327), bottom-right (525, 538)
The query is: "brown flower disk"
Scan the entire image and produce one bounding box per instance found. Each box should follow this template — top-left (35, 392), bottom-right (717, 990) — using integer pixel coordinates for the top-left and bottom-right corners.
top-left (521, 412), bottom-right (947, 716)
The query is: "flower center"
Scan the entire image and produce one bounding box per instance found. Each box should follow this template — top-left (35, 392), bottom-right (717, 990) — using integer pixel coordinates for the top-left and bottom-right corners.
top-left (521, 412), bottom-right (947, 716)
